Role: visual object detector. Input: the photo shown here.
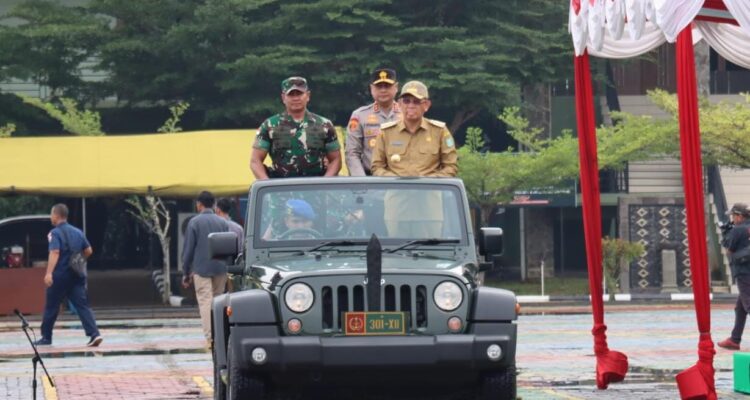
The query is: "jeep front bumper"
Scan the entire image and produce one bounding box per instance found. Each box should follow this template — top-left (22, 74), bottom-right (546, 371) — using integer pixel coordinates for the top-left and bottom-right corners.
top-left (229, 324), bottom-right (515, 372)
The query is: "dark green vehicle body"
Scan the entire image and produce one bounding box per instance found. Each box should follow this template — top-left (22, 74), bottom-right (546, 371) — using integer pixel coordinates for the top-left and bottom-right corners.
top-left (210, 177), bottom-right (517, 399)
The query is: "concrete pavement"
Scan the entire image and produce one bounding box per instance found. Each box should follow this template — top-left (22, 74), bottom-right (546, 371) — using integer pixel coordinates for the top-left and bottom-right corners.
top-left (0, 304), bottom-right (748, 399)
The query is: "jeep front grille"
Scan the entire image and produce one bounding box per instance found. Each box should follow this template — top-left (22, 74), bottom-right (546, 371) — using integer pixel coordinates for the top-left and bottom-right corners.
top-left (280, 274), bottom-right (468, 335)
top-left (320, 284), bottom-right (429, 330)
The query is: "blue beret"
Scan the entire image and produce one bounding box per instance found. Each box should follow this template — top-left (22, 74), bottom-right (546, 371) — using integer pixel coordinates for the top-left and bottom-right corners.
top-left (286, 199), bottom-right (316, 220)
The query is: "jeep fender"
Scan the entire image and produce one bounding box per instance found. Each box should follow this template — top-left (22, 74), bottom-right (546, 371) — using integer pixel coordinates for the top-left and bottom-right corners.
top-left (469, 287), bottom-right (518, 322)
top-left (212, 293), bottom-right (230, 369)
top-left (213, 290), bottom-right (279, 369)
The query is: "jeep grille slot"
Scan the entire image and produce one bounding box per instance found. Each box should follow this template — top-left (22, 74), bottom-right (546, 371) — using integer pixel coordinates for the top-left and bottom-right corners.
top-left (353, 285), bottom-right (365, 311)
top-left (416, 285), bottom-right (428, 327)
top-left (384, 285), bottom-right (396, 311)
top-left (337, 285), bottom-right (349, 329)
top-left (400, 285), bottom-right (411, 315)
top-left (322, 286), bottom-right (333, 329)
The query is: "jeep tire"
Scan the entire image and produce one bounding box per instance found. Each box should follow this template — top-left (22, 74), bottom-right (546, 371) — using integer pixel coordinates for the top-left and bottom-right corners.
top-left (227, 334), bottom-right (266, 400)
top-left (477, 366), bottom-right (516, 400)
top-left (213, 346), bottom-right (226, 400)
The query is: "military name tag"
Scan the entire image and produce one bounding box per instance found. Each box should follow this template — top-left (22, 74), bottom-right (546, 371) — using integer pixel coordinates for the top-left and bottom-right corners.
top-left (344, 312), bottom-right (405, 335)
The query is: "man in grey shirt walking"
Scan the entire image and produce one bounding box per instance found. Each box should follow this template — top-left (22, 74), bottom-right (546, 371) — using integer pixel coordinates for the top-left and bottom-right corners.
top-left (216, 198), bottom-right (244, 253)
top-left (182, 191), bottom-right (228, 346)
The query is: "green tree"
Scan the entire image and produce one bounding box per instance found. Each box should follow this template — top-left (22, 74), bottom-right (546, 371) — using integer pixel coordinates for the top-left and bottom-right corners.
top-left (589, 90), bottom-right (750, 169)
top-left (0, 195), bottom-right (55, 220)
top-left (18, 95), bottom-right (104, 136)
top-left (601, 237), bottom-right (644, 300)
top-left (459, 106), bottom-right (678, 225)
top-left (1, 0), bottom-right (572, 132)
top-left (126, 101), bottom-right (190, 304)
top-left (0, 123), bottom-right (15, 138)
top-left (125, 194), bottom-right (172, 304)
top-left (0, 0), bottom-right (108, 101)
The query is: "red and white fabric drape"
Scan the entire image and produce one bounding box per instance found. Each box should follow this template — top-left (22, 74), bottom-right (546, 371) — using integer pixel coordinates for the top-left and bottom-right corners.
top-left (569, 0), bottom-right (750, 398)
top-left (571, 0), bottom-right (750, 67)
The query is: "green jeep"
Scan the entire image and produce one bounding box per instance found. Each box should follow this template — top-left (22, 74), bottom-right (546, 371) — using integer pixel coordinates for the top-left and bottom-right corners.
top-left (209, 177), bottom-right (517, 399)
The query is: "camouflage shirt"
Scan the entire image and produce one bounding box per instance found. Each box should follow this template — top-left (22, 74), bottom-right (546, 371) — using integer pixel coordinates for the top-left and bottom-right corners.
top-left (253, 110), bottom-right (340, 178)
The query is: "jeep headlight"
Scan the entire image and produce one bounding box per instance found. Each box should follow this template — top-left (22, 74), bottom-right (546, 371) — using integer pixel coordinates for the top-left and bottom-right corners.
top-left (434, 281), bottom-right (463, 311)
top-left (285, 283), bottom-right (314, 313)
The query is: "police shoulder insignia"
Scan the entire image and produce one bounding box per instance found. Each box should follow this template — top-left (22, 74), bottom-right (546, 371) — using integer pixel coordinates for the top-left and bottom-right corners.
top-left (445, 136), bottom-right (455, 147)
top-left (380, 120), bottom-right (398, 130)
top-left (348, 118), bottom-right (359, 131)
top-left (427, 119), bottom-right (446, 128)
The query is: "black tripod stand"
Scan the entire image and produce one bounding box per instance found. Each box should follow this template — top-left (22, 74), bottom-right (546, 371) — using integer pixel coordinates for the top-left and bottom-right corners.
top-left (14, 309), bottom-right (54, 400)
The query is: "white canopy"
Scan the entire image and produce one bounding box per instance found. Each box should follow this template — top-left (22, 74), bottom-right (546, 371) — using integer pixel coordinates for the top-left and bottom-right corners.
top-left (569, 0), bottom-right (750, 68)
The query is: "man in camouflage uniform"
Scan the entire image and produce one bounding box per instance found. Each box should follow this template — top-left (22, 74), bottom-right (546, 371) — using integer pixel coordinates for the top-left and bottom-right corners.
top-left (250, 76), bottom-right (342, 179)
top-left (371, 81), bottom-right (458, 238)
top-left (345, 68), bottom-right (401, 176)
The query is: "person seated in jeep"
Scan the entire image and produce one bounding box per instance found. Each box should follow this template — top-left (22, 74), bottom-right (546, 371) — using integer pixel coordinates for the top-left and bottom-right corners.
top-left (262, 199), bottom-right (319, 240)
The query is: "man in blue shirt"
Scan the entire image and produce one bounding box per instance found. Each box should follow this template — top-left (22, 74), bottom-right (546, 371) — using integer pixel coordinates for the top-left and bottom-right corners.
top-left (182, 191), bottom-right (229, 346)
top-left (35, 203), bottom-right (102, 347)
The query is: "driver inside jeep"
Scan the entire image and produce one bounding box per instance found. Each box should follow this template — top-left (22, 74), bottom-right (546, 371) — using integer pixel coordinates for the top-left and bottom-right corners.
top-left (263, 199), bottom-right (318, 240)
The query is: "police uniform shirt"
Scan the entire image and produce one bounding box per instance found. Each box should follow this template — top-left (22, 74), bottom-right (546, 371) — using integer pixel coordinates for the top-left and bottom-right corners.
top-left (345, 102), bottom-right (401, 176)
top-left (48, 222), bottom-right (90, 278)
top-left (371, 118), bottom-right (458, 177)
top-left (725, 221), bottom-right (750, 255)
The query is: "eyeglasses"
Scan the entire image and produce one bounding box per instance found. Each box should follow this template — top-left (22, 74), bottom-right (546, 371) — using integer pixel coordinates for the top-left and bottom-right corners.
top-left (400, 97), bottom-right (424, 105)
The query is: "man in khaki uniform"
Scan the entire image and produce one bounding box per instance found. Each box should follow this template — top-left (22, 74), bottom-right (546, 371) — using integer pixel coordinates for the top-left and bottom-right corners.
top-left (371, 81), bottom-right (458, 237)
top-left (345, 68), bottom-right (402, 176)
top-left (371, 81), bottom-right (457, 177)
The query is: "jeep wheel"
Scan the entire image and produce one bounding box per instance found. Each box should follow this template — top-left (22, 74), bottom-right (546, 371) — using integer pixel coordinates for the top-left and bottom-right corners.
top-left (477, 367), bottom-right (516, 400)
top-left (213, 345), bottom-right (226, 400)
top-left (227, 335), bottom-right (266, 400)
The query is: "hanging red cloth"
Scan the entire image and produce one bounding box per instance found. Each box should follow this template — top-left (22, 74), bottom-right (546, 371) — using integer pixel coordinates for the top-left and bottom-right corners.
top-left (574, 50), bottom-right (628, 390)
top-left (673, 25), bottom-right (716, 400)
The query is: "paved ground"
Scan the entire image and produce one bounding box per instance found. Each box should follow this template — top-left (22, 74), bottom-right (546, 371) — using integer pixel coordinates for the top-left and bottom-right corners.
top-left (0, 304), bottom-right (748, 399)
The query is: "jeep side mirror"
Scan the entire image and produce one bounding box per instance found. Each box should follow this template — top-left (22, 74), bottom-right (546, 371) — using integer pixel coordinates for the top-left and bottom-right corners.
top-left (227, 264), bottom-right (245, 275)
top-left (478, 227), bottom-right (503, 257)
top-left (209, 232), bottom-right (239, 259)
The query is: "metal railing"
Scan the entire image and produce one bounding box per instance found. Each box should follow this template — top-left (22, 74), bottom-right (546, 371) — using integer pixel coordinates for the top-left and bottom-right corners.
top-left (707, 166), bottom-right (728, 219)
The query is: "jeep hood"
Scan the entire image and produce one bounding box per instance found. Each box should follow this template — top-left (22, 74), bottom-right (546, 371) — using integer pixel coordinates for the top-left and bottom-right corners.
top-left (262, 253), bottom-right (463, 272)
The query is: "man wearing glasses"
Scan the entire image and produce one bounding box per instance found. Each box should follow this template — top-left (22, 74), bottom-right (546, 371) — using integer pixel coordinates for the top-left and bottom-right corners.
top-left (251, 76), bottom-right (342, 179)
top-left (371, 81), bottom-right (458, 238)
top-left (371, 80), bottom-right (457, 177)
top-left (345, 68), bottom-right (401, 176)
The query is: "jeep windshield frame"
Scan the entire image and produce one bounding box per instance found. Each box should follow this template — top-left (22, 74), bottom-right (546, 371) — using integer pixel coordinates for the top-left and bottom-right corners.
top-left (250, 181), bottom-right (469, 251)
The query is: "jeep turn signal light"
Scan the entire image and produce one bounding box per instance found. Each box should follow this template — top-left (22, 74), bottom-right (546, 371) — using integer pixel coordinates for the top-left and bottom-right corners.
top-left (448, 317), bottom-right (463, 333)
top-left (226, 306), bottom-right (233, 317)
top-left (288, 318), bottom-right (302, 334)
top-left (515, 303), bottom-right (521, 315)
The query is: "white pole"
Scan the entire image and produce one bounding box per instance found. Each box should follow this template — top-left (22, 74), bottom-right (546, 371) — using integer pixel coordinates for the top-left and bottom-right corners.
top-left (520, 208), bottom-right (526, 281)
top-left (540, 258), bottom-right (545, 296)
top-left (82, 197), bottom-right (87, 236)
